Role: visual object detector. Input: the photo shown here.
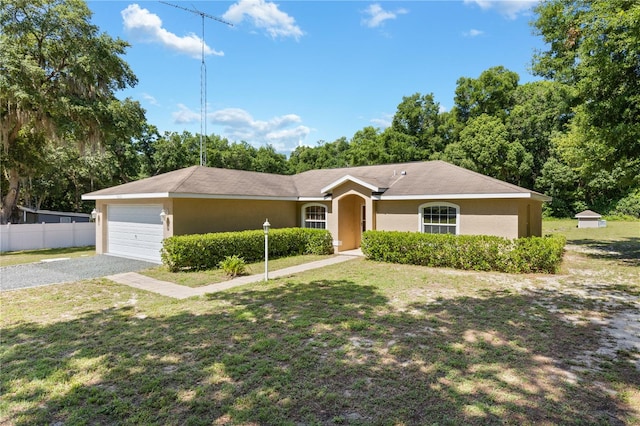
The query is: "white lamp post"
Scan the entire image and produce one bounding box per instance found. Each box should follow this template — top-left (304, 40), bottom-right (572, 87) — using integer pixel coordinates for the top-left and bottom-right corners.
top-left (263, 218), bottom-right (270, 281)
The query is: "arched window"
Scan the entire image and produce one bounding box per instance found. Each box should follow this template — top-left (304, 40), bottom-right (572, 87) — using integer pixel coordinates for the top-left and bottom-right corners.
top-left (419, 202), bottom-right (459, 235)
top-left (302, 203), bottom-right (327, 229)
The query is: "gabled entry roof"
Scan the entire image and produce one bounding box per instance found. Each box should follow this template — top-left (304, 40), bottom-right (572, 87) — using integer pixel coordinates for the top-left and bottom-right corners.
top-left (83, 160), bottom-right (551, 202)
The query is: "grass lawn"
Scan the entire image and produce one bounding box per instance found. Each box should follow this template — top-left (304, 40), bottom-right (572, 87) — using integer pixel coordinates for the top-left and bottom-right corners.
top-left (0, 246), bottom-right (95, 267)
top-left (1, 222), bottom-right (639, 425)
top-left (141, 254), bottom-right (334, 288)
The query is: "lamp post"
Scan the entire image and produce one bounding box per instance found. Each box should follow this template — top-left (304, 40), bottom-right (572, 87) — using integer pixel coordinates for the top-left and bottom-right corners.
top-left (263, 219), bottom-right (270, 281)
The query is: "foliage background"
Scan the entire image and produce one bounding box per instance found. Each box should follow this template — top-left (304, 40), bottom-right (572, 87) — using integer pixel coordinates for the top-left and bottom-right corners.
top-left (1, 0), bottom-right (638, 219)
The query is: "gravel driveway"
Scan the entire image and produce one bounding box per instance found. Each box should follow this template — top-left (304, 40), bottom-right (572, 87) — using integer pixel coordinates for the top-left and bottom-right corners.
top-left (0, 255), bottom-right (157, 291)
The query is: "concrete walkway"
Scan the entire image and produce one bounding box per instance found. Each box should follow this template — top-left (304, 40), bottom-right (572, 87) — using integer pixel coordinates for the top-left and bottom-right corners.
top-left (106, 254), bottom-right (360, 300)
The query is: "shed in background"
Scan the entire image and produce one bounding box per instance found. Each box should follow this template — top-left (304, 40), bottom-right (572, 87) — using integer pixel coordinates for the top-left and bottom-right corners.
top-left (575, 210), bottom-right (606, 228)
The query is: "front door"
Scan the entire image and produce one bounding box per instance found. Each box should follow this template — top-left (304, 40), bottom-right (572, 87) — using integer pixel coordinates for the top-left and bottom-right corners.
top-left (337, 194), bottom-right (366, 251)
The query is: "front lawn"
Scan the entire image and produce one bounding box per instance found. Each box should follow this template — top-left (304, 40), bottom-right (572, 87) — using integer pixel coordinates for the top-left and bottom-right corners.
top-left (141, 254), bottom-right (333, 287)
top-left (0, 246), bottom-right (95, 267)
top-left (1, 222), bottom-right (639, 425)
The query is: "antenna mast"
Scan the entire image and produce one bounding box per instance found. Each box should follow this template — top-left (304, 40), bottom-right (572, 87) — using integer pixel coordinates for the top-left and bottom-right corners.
top-left (159, 1), bottom-right (232, 166)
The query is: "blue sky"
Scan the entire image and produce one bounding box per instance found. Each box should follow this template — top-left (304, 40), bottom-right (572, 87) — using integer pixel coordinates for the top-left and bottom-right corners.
top-left (88, 0), bottom-right (544, 153)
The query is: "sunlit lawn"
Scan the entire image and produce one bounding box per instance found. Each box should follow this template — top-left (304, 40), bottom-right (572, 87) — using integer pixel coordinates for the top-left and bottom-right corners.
top-left (0, 246), bottom-right (95, 267)
top-left (1, 222), bottom-right (639, 425)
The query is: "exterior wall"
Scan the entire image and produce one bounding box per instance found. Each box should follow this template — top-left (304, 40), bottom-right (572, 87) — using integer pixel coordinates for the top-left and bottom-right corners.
top-left (93, 198), bottom-right (173, 255)
top-left (23, 212), bottom-right (90, 224)
top-left (517, 200), bottom-right (544, 237)
top-left (172, 198), bottom-right (298, 235)
top-left (376, 199), bottom-right (531, 240)
top-left (577, 218), bottom-right (600, 228)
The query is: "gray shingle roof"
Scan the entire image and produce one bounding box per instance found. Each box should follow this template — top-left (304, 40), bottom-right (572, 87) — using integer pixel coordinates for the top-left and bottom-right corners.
top-left (574, 210), bottom-right (602, 219)
top-left (83, 160), bottom-right (550, 201)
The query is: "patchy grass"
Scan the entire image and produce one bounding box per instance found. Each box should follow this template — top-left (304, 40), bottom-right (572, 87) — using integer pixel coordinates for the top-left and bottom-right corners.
top-left (2, 223), bottom-right (639, 425)
top-left (141, 254), bottom-right (333, 287)
top-left (0, 246), bottom-right (95, 267)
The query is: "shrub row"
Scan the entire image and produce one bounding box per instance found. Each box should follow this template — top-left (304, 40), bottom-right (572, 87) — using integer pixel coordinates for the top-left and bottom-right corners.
top-left (161, 228), bottom-right (334, 271)
top-left (360, 231), bottom-right (566, 274)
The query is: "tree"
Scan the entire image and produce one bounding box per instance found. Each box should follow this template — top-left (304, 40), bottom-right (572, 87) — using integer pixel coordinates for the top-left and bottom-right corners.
top-left (252, 145), bottom-right (289, 174)
top-left (507, 81), bottom-right (576, 183)
top-left (532, 0), bottom-right (640, 196)
top-left (450, 114), bottom-right (534, 186)
top-left (0, 0), bottom-right (139, 223)
top-left (453, 66), bottom-right (519, 123)
top-left (152, 131), bottom-right (198, 174)
top-left (391, 93), bottom-right (445, 155)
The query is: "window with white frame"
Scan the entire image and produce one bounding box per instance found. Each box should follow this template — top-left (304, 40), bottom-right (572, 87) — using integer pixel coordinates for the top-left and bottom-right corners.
top-left (302, 204), bottom-right (327, 229)
top-left (419, 203), bottom-right (459, 235)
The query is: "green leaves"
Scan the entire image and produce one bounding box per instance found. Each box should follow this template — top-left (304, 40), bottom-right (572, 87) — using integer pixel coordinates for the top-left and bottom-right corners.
top-left (1, 0), bottom-right (141, 222)
top-left (361, 231), bottom-right (566, 274)
top-left (161, 228), bottom-right (334, 272)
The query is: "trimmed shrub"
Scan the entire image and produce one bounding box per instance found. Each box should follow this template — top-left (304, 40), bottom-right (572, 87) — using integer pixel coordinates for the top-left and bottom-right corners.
top-left (361, 231), bottom-right (565, 274)
top-left (161, 228), bottom-right (333, 271)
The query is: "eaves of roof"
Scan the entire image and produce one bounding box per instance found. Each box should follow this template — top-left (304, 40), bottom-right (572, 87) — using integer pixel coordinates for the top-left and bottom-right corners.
top-left (82, 161), bottom-right (552, 202)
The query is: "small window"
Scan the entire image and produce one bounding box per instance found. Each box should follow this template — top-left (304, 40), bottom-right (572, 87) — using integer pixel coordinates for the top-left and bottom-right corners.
top-left (302, 204), bottom-right (327, 229)
top-left (420, 203), bottom-right (458, 235)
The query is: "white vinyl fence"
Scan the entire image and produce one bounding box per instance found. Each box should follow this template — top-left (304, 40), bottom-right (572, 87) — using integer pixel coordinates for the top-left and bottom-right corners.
top-left (0, 222), bottom-right (95, 253)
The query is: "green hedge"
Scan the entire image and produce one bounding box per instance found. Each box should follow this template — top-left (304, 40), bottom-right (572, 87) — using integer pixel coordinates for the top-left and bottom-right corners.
top-left (161, 228), bottom-right (334, 271)
top-left (360, 231), bottom-right (566, 274)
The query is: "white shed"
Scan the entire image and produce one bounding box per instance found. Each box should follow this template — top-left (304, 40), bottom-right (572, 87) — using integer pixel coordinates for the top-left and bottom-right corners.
top-left (575, 210), bottom-right (605, 228)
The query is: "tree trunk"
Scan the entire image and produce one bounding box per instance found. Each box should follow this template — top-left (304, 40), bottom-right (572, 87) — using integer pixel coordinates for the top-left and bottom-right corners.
top-left (1, 168), bottom-right (20, 224)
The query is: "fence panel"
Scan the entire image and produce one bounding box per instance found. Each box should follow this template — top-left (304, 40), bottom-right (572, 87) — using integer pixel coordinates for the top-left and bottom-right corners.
top-left (0, 222), bottom-right (95, 252)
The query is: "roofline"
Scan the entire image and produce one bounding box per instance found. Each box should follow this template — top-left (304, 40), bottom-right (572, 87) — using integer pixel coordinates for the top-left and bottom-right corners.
top-left (82, 192), bottom-right (300, 202)
top-left (82, 193), bottom-right (171, 200)
top-left (375, 193), bottom-right (552, 201)
top-left (84, 192), bottom-right (551, 202)
top-left (320, 175), bottom-right (384, 194)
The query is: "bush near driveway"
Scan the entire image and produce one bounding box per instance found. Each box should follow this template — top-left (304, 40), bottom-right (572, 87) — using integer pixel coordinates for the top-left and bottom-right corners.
top-left (361, 231), bottom-right (566, 273)
top-left (161, 228), bottom-right (334, 271)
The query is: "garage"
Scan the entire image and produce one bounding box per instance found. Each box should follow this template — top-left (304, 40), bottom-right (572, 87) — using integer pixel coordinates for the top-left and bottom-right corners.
top-left (107, 204), bottom-right (164, 263)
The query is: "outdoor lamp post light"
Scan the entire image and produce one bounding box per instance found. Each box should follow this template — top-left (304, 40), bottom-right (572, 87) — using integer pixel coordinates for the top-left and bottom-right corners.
top-left (263, 218), bottom-right (271, 281)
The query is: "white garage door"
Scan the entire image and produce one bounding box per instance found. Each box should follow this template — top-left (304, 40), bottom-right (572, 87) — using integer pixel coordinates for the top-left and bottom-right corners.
top-left (107, 204), bottom-right (164, 263)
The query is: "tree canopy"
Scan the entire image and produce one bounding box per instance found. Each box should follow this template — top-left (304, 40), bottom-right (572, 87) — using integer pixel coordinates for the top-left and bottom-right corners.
top-left (0, 0), bottom-right (142, 223)
top-left (2, 0), bottom-right (638, 220)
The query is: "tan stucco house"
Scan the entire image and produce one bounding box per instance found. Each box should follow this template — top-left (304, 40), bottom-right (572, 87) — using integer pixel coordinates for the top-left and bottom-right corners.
top-left (82, 160), bottom-right (551, 263)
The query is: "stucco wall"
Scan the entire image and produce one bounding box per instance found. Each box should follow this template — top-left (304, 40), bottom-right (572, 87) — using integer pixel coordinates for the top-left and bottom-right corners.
top-left (172, 198), bottom-right (298, 235)
top-left (375, 199), bottom-right (534, 239)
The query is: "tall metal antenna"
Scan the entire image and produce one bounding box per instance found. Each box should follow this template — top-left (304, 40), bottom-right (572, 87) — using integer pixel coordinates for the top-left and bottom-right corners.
top-left (159, 1), bottom-right (232, 166)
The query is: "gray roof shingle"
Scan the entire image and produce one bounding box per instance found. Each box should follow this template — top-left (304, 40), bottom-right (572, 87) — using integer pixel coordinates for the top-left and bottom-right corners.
top-left (83, 160), bottom-right (550, 200)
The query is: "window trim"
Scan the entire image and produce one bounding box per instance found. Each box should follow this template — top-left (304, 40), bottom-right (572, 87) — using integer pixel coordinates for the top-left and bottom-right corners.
top-left (301, 203), bottom-right (328, 229)
top-left (418, 202), bottom-right (460, 235)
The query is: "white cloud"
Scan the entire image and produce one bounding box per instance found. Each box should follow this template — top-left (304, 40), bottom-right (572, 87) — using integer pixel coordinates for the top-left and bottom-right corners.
top-left (223, 0), bottom-right (303, 40)
top-left (361, 3), bottom-right (408, 28)
top-left (209, 107), bottom-right (311, 149)
top-left (463, 0), bottom-right (538, 19)
top-left (141, 93), bottom-right (159, 106)
top-left (370, 113), bottom-right (393, 129)
top-left (463, 28), bottom-right (484, 37)
top-left (121, 4), bottom-right (223, 58)
top-left (172, 104), bottom-right (200, 124)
